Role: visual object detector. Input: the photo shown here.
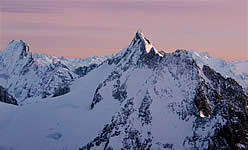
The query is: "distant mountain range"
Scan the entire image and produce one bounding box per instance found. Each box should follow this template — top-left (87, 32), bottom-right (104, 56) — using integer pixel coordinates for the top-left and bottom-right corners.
top-left (0, 40), bottom-right (111, 104)
top-left (0, 32), bottom-right (247, 150)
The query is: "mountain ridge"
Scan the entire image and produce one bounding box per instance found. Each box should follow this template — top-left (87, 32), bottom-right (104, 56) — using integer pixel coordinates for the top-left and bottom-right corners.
top-left (0, 40), bottom-right (111, 104)
top-left (0, 31), bottom-right (247, 150)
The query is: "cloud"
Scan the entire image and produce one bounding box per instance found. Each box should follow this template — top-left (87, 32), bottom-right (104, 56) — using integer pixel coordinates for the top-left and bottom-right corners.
top-left (0, 0), bottom-right (220, 14)
top-left (0, 0), bottom-right (64, 13)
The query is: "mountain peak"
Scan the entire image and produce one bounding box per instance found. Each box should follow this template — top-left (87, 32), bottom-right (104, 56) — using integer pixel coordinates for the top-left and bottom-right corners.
top-left (3, 40), bottom-right (31, 59)
top-left (129, 31), bottom-right (163, 57)
top-left (134, 30), bottom-right (146, 41)
top-left (108, 31), bottom-right (163, 67)
top-left (0, 40), bottom-right (33, 76)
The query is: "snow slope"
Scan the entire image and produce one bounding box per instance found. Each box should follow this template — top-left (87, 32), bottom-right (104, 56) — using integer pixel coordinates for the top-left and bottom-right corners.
top-left (0, 63), bottom-right (118, 150)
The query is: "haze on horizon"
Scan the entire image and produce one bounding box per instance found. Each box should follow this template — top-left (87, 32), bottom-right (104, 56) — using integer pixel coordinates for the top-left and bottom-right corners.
top-left (0, 0), bottom-right (247, 61)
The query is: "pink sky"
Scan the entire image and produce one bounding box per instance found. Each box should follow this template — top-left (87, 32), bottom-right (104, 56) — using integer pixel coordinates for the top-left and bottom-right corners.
top-left (0, 0), bottom-right (247, 61)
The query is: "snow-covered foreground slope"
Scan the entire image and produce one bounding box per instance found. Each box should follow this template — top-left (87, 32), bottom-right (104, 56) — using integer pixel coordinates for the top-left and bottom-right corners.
top-left (0, 40), bottom-right (110, 104)
top-left (0, 32), bottom-right (247, 150)
top-left (0, 63), bottom-right (118, 150)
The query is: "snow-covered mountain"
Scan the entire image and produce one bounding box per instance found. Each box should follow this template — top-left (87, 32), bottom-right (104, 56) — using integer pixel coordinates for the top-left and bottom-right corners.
top-left (188, 51), bottom-right (248, 94)
top-left (0, 32), bottom-right (247, 150)
top-left (79, 31), bottom-right (248, 150)
top-left (0, 40), bottom-right (111, 104)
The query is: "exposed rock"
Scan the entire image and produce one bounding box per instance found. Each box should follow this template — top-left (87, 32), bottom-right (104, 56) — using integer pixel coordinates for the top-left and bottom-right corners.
top-left (74, 63), bottom-right (98, 77)
top-left (0, 86), bottom-right (17, 105)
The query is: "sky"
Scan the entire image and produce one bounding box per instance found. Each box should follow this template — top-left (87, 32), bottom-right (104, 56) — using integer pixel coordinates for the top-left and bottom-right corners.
top-left (0, 0), bottom-right (247, 61)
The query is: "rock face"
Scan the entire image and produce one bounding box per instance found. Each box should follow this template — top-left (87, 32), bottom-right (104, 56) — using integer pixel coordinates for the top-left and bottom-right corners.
top-left (189, 51), bottom-right (248, 95)
top-left (74, 63), bottom-right (98, 77)
top-left (0, 40), bottom-right (110, 104)
top-left (80, 32), bottom-right (248, 150)
top-left (0, 86), bottom-right (17, 105)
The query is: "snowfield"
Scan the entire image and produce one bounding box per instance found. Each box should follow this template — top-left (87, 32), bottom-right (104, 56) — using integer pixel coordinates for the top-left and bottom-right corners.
top-left (0, 63), bottom-right (119, 150)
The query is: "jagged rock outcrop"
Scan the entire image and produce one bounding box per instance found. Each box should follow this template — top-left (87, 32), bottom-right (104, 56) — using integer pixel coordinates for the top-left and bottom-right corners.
top-left (74, 63), bottom-right (98, 77)
top-left (189, 51), bottom-right (248, 95)
top-left (0, 86), bottom-right (17, 105)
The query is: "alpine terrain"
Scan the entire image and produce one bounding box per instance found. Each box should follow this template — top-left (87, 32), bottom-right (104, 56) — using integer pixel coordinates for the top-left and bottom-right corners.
top-left (0, 31), bottom-right (247, 150)
top-left (0, 40), bottom-right (111, 104)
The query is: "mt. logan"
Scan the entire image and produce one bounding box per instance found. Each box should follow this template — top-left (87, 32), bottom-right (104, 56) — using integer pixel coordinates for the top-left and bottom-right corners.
top-left (0, 32), bottom-right (247, 150)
